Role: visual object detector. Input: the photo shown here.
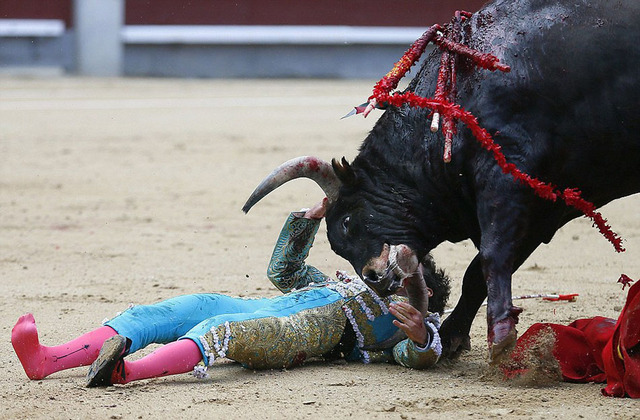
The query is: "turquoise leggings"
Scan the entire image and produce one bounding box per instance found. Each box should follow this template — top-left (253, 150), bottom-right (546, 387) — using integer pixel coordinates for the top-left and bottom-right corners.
top-left (105, 289), bottom-right (344, 360)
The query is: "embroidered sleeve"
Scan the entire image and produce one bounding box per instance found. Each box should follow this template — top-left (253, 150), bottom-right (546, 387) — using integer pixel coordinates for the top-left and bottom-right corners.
top-left (392, 314), bottom-right (442, 369)
top-left (267, 212), bottom-right (330, 293)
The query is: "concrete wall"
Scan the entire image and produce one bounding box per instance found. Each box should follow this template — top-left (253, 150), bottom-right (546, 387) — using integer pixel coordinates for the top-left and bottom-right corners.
top-left (120, 25), bottom-right (431, 79)
top-left (123, 43), bottom-right (427, 79)
top-left (0, 19), bottom-right (72, 75)
top-left (0, 0), bottom-right (484, 78)
top-left (0, 21), bottom-right (431, 78)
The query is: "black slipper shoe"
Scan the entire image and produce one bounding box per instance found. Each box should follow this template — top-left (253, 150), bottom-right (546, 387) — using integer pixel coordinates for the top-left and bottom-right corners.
top-left (86, 335), bottom-right (127, 387)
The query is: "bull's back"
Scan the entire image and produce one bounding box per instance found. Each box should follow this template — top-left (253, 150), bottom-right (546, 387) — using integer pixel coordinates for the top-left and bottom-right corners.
top-left (461, 0), bottom-right (640, 202)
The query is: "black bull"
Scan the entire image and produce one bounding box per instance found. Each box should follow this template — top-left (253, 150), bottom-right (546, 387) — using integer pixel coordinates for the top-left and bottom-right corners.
top-left (243, 0), bottom-right (640, 361)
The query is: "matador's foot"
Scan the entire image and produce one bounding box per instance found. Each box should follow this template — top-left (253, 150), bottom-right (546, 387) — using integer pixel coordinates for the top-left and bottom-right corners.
top-left (11, 313), bottom-right (48, 380)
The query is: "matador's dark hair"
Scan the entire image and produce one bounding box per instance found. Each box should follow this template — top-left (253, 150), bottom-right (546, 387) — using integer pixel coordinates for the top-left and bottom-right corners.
top-left (421, 254), bottom-right (451, 315)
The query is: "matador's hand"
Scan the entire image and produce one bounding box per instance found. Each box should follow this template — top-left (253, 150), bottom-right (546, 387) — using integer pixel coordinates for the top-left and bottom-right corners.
top-left (304, 197), bottom-right (328, 220)
top-left (389, 301), bottom-right (429, 347)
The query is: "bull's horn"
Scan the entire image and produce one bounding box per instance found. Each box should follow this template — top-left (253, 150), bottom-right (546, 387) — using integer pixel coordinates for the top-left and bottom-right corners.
top-left (242, 156), bottom-right (341, 213)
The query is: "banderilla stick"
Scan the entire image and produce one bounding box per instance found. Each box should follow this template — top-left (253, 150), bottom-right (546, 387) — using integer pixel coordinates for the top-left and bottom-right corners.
top-left (443, 293), bottom-right (579, 314)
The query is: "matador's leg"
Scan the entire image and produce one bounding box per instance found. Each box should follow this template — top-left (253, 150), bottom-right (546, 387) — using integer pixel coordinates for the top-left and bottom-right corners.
top-left (14, 294), bottom-right (272, 381)
top-left (104, 293), bottom-right (273, 354)
top-left (87, 288), bottom-right (349, 386)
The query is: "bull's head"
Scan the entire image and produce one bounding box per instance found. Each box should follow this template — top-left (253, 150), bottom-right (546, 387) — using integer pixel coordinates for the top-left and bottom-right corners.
top-left (242, 155), bottom-right (431, 297)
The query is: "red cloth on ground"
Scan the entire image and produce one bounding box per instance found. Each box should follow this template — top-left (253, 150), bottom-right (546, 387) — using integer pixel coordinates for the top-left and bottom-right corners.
top-left (601, 280), bottom-right (640, 398)
top-left (507, 281), bottom-right (640, 398)
top-left (508, 317), bottom-right (614, 383)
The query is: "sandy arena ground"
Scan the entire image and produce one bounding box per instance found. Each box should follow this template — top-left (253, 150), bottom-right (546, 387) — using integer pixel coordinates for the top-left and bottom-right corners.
top-left (1, 77), bottom-right (639, 419)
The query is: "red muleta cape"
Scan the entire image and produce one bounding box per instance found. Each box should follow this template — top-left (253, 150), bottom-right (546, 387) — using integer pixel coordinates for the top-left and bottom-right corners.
top-left (506, 281), bottom-right (640, 397)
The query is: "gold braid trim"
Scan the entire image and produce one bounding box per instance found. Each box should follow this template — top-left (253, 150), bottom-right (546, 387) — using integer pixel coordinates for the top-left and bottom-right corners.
top-left (202, 300), bottom-right (347, 370)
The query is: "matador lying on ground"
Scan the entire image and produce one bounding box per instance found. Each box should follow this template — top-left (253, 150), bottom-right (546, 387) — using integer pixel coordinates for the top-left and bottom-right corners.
top-left (12, 199), bottom-right (450, 386)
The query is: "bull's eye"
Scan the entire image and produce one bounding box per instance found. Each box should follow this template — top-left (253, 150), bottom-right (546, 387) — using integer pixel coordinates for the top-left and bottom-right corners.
top-left (342, 216), bottom-right (350, 234)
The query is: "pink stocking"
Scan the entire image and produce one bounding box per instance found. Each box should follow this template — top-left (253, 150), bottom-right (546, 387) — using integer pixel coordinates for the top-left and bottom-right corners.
top-left (12, 313), bottom-right (117, 380)
top-left (118, 339), bottom-right (202, 384)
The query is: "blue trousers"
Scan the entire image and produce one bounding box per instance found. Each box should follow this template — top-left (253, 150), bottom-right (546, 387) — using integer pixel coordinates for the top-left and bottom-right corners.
top-left (105, 288), bottom-right (344, 363)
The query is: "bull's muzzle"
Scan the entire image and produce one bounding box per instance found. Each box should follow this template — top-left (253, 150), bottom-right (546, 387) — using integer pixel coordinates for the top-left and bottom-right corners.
top-left (362, 244), bottom-right (419, 296)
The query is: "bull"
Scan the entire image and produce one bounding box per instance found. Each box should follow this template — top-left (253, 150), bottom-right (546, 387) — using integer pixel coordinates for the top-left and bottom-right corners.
top-left (243, 0), bottom-right (640, 361)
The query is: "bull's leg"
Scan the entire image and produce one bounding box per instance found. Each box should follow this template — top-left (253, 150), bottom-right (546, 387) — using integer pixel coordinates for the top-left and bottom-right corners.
top-left (482, 258), bottom-right (518, 362)
top-left (477, 193), bottom-right (545, 362)
top-left (473, 183), bottom-right (537, 362)
top-left (439, 254), bottom-right (486, 358)
top-left (478, 216), bottom-right (524, 363)
top-left (482, 234), bottom-right (544, 362)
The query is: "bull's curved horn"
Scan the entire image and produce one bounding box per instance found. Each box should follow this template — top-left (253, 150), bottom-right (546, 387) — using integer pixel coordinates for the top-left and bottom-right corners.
top-left (242, 156), bottom-right (341, 213)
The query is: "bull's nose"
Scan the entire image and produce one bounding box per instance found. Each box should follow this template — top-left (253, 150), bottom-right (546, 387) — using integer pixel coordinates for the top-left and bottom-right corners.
top-left (362, 270), bottom-right (381, 285)
top-left (361, 269), bottom-right (398, 297)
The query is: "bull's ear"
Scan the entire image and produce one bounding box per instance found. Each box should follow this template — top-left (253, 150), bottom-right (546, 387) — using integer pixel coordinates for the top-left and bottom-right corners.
top-left (331, 157), bottom-right (356, 186)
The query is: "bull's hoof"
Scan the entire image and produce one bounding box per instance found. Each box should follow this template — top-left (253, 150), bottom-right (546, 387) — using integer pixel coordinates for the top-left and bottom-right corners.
top-left (488, 318), bottom-right (517, 364)
top-left (439, 316), bottom-right (472, 359)
top-left (440, 332), bottom-right (471, 359)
